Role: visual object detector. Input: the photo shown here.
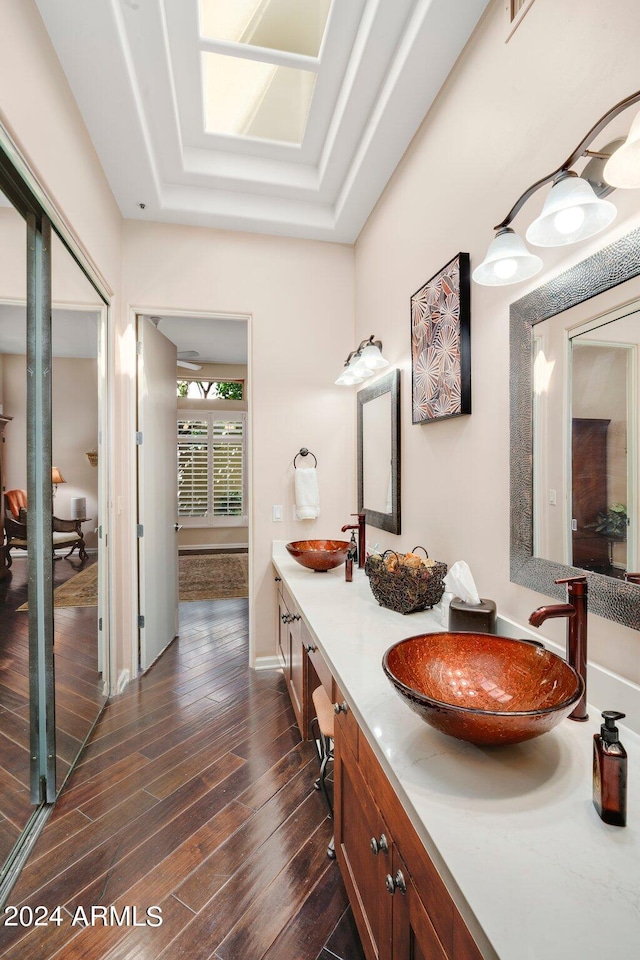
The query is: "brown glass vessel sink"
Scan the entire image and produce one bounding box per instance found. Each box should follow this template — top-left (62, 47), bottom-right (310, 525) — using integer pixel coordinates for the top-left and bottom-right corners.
top-left (286, 539), bottom-right (351, 572)
top-left (382, 632), bottom-right (583, 745)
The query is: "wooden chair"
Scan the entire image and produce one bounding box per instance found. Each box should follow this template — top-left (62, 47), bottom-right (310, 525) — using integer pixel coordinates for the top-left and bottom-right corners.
top-left (4, 489), bottom-right (88, 566)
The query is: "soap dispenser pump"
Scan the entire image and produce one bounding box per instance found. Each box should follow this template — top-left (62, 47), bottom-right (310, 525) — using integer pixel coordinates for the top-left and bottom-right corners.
top-left (593, 711), bottom-right (627, 827)
top-left (345, 531), bottom-right (357, 582)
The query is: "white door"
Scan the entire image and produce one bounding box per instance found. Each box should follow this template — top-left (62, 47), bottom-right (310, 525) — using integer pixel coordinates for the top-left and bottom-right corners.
top-left (137, 315), bottom-right (179, 670)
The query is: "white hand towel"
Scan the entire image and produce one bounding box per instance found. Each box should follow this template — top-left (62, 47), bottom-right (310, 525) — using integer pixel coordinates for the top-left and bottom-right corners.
top-left (295, 467), bottom-right (320, 520)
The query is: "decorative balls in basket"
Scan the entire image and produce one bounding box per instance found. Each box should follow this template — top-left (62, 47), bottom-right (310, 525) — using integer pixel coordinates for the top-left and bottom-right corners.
top-left (365, 547), bottom-right (447, 615)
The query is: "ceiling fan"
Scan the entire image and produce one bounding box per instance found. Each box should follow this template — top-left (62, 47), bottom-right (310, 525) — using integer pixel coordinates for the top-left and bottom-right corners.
top-left (177, 350), bottom-right (202, 371)
top-left (147, 318), bottom-right (203, 370)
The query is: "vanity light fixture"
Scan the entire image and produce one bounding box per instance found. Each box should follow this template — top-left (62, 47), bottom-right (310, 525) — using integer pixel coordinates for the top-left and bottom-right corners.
top-left (473, 89), bottom-right (640, 286)
top-left (335, 335), bottom-right (389, 386)
top-left (604, 110), bottom-right (640, 189)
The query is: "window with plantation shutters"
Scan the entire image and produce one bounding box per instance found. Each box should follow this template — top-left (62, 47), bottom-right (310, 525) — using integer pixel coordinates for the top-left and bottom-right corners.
top-left (177, 412), bottom-right (246, 526)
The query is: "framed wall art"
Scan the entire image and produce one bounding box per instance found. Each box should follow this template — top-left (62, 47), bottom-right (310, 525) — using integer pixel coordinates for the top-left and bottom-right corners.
top-left (410, 252), bottom-right (471, 424)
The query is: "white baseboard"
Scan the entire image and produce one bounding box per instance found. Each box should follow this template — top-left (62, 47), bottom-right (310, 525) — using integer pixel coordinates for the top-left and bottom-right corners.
top-left (253, 655), bottom-right (282, 671)
top-left (116, 669), bottom-right (130, 695)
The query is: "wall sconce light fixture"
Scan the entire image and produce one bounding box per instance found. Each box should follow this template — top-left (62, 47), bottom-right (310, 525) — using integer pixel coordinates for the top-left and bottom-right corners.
top-left (86, 450), bottom-right (98, 467)
top-left (335, 335), bottom-right (389, 386)
top-left (473, 90), bottom-right (640, 286)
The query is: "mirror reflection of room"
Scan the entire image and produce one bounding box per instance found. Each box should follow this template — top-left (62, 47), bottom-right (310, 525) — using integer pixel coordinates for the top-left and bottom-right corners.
top-left (362, 392), bottom-right (392, 515)
top-left (0, 204), bottom-right (108, 872)
top-left (0, 193), bottom-right (31, 867)
top-left (533, 302), bottom-right (639, 579)
top-left (50, 232), bottom-right (107, 793)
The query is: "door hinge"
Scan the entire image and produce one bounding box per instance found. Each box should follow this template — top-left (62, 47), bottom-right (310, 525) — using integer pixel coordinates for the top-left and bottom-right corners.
top-left (135, 431), bottom-right (143, 445)
top-left (138, 615), bottom-right (145, 629)
top-left (136, 340), bottom-right (143, 355)
top-left (99, 617), bottom-right (103, 631)
top-left (137, 524), bottom-right (144, 538)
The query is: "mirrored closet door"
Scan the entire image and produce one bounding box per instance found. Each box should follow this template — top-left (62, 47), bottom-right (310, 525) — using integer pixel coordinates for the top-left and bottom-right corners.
top-left (0, 133), bottom-right (109, 889)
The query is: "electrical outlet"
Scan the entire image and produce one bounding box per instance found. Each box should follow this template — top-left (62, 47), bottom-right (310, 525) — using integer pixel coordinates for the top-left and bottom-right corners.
top-left (272, 505), bottom-right (283, 522)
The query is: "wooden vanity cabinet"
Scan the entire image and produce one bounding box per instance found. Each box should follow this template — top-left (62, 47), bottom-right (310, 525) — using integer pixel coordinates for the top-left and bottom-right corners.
top-left (274, 577), bottom-right (306, 734)
top-left (335, 704), bottom-right (483, 960)
top-left (335, 709), bottom-right (392, 960)
top-left (273, 571), bottom-right (484, 959)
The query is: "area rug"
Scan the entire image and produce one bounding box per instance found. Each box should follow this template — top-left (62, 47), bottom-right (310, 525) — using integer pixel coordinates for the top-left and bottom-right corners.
top-left (18, 561), bottom-right (98, 611)
top-left (17, 552), bottom-right (248, 610)
top-left (179, 553), bottom-right (248, 602)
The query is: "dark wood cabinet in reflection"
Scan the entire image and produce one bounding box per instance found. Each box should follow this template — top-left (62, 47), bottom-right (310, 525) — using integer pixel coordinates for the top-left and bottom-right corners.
top-left (572, 418), bottom-right (610, 571)
top-left (0, 414), bottom-right (12, 580)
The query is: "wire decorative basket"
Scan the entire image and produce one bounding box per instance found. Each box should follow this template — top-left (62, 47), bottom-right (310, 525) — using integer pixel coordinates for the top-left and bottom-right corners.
top-left (365, 547), bottom-right (447, 615)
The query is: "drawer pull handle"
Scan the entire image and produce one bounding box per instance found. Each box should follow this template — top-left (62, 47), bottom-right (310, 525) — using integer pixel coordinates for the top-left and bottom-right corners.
top-left (370, 833), bottom-right (388, 856)
top-left (333, 701), bottom-right (348, 715)
top-left (385, 870), bottom-right (406, 895)
top-left (292, 614), bottom-right (301, 621)
top-left (281, 613), bottom-right (292, 623)
top-left (274, 576), bottom-right (281, 582)
top-left (305, 642), bottom-right (317, 653)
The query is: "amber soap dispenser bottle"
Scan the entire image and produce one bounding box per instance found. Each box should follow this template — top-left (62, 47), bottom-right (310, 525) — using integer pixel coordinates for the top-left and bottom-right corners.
top-left (593, 711), bottom-right (627, 827)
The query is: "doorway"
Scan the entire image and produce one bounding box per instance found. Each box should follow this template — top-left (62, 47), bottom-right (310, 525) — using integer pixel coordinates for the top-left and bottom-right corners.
top-left (135, 311), bottom-right (250, 675)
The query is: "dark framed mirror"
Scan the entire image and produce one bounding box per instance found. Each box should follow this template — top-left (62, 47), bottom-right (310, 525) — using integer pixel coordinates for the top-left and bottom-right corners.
top-left (510, 225), bottom-right (640, 630)
top-left (357, 368), bottom-right (400, 535)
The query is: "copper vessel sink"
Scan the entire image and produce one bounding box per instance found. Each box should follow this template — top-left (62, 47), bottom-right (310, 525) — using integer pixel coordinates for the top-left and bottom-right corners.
top-left (382, 632), bottom-right (583, 745)
top-left (285, 539), bottom-right (351, 572)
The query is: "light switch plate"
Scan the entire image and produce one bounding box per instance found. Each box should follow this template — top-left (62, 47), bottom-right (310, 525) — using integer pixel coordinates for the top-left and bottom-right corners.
top-left (272, 505), bottom-right (283, 522)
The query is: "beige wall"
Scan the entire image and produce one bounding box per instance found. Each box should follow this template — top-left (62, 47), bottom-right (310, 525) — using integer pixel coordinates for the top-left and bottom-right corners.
top-left (123, 220), bottom-right (355, 662)
top-left (354, 0), bottom-right (640, 683)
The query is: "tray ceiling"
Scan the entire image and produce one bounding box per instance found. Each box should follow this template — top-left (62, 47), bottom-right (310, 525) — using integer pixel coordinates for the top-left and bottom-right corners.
top-left (35, 0), bottom-right (489, 242)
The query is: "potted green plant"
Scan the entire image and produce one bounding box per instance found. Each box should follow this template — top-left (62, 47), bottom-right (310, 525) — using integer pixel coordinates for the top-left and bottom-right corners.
top-left (591, 503), bottom-right (628, 541)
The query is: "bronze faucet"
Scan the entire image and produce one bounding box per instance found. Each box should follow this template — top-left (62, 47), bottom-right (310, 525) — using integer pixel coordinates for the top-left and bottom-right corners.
top-left (341, 513), bottom-right (366, 568)
top-left (528, 575), bottom-right (588, 722)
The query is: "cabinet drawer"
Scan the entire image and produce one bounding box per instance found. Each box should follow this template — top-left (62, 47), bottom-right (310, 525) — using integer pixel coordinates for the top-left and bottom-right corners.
top-left (305, 635), bottom-right (333, 698)
top-left (332, 680), bottom-right (358, 761)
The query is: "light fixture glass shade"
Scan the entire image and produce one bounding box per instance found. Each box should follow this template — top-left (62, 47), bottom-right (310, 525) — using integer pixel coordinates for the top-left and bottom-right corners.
top-left (472, 228), bottom-right (543, 286)
top-left (525, 173), bottom-right (616, 247)
top-left (335, 366), bottom-right (363, 386)
top-left (349, 355), bottom-right (374, 379)
top-left (603, 110), bottom-right (640, 189)
top-left (359, 342), bottom-right (389, 370)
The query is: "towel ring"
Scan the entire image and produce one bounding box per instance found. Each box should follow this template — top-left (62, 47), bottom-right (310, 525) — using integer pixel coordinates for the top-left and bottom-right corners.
top-left (294, 447), bottom-right (317, 468)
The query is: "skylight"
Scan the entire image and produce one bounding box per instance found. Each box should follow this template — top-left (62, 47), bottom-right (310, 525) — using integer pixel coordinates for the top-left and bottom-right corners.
top-left (199, 0), bottom-right (332, 58)
top-left (198, 0), bottom-right (328, 144)
top-left (202, 52), bottom-right (316, 143)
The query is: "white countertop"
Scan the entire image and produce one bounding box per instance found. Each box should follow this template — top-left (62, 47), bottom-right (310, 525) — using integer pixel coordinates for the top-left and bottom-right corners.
top-left (272, 541), bottom-right (640, 960)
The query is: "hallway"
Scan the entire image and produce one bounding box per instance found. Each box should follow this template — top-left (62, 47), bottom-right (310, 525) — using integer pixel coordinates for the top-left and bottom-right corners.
top-left (0, 599), bottom-right (363, 960)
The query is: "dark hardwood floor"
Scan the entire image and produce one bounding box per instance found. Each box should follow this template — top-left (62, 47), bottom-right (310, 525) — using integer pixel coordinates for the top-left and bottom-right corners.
top-left (0, 556), bottom-right (104, 864)
top-left (0, 597), bottom-right (364, 960)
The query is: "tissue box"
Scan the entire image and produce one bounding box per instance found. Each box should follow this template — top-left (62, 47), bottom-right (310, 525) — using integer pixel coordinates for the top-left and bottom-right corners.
top-left (365, 550), bottom-right (447, 615)
top-left (449, 597), bottom-right (496, 633)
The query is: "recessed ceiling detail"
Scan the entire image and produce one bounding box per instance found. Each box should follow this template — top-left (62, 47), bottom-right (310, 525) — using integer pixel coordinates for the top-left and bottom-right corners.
top-left (35, 0), bottom-right (489, 241)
